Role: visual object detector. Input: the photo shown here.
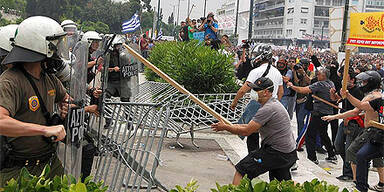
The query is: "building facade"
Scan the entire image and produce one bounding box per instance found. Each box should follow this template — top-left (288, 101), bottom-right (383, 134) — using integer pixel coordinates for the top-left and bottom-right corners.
top-left (216, 0), bottom-right (237, 35)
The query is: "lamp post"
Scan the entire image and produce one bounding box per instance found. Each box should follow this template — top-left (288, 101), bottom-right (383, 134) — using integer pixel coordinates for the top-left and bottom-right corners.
top-left (234, 0), bottom-right (240, 35)
top-left (177, 0), bottom-right (181, 25)
top-left (248, 0), bottom-right (254, 41)
top-left (339, 0), bottom-right (350, 52)
top-left (156, 0), bottom-right (161, 33)
top-left (204, 0), bottom-right (207, 16)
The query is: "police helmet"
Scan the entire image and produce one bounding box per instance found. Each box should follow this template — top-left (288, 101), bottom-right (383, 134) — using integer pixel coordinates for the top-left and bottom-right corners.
top-left (2, 16), bottom-right (68, 64)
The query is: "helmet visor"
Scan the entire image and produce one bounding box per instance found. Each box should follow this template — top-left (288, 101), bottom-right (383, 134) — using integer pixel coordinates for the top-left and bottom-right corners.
top-left (55, 35), bottom-right (70, 60)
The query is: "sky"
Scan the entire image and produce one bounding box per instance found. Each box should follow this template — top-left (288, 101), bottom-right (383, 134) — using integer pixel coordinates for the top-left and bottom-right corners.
top-left (150, 0), bottom-right (227, 24)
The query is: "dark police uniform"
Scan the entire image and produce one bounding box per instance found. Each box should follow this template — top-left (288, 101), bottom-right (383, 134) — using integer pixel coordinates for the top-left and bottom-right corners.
top-left (0, 67), bottom-right (66, 187)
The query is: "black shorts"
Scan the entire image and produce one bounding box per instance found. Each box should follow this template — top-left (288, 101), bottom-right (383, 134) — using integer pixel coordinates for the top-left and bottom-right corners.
top-left (235, 145), bottom-right (298, 180)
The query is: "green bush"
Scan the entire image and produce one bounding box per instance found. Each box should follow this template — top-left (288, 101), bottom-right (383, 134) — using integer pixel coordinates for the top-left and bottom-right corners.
top-left (171, 176), bottom-right (351, 192)
top-left (0, 165), bottom-right (108, 192)
top-left (145, 41), bottom-right (239, 94)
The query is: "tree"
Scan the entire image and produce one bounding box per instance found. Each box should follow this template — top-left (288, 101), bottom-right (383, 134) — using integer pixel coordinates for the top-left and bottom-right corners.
top-left (168, 12), bottom-right (174, 25)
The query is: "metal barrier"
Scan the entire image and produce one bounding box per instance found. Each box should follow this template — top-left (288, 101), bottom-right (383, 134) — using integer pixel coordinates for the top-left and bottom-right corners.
top-left (89, 102), bottom-right (169, 192)
top-left (131, 81), bottom-right (249, 148)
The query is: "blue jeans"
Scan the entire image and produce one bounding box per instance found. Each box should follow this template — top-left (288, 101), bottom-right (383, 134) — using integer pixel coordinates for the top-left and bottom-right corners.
top-left (334, 122), bottom-right (353, 178)
top-left (356, 142), bottom-right (384, 192)
top-left (238, 100), bottom-right (261, 153)
top-left (281, 95), bottom-right (296, 120)
top-left (295, 102), bottom-right (309, 137)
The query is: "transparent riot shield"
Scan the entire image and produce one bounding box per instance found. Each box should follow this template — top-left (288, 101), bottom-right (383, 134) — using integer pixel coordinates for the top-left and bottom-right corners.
top-left (66, 31), bottom-right (80, 52)
top-left (62, 41), bottom-right (88, 179)
top-left (120, 46), bottom-right (139, 99)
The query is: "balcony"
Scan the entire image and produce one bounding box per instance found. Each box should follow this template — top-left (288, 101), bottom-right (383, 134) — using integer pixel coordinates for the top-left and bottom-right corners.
top-left (255, 23), bottom-right (284, 30)
top-left (258, 2), bottom-right (285, 12)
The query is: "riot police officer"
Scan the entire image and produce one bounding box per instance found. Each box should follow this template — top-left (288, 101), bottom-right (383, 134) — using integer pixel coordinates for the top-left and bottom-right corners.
top-left (104, 36), bottom-right (136, 129)
top-left (0, 16), bottom-right (68, 187)
top-left (0, 24), bottom-right (18, 74)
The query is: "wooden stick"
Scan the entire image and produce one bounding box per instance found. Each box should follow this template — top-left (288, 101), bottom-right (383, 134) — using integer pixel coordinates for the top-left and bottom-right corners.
top-left (342, 49), bottom-right (351, 99)
top-left (369, 120), bottom-right (384, 131)
top-left (123, 43), bottom-right (233, 125)
top-left (312, 95), bottom-right (342, 109)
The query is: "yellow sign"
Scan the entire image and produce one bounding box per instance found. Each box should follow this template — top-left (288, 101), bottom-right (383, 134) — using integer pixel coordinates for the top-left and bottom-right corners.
top-left (347, 12), bottom-right (384, 49)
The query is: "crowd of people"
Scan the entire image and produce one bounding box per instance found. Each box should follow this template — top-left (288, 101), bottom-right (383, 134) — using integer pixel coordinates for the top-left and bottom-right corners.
top-left (2, 11), bottom-right (384, 192)
top-left (216, 43), bottom-right (384, 192)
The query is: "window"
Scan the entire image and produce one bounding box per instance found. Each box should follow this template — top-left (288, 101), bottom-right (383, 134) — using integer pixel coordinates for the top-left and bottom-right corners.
top-left (301, 7), bottom-right (309, 13)
top-left (301, 19), bottom-right (307, 24)
top-left (286, 29), bottom-right (293, 36)
top-left (299, 29), bottom-right (306, 35)
top-left (287, 7), bottom-right (294, 14)
top-left (287, 18), bottom-right (293, 25)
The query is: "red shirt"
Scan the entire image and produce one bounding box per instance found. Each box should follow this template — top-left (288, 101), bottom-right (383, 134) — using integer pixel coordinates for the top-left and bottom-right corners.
top-left (140, 38), bottom-right (148, 51)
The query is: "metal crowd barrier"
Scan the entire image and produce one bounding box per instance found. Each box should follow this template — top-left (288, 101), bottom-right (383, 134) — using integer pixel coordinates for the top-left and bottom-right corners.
top-left (131, 81), bottom-right (249, 148)
top-left (88, 102), bottom-right (169, 192)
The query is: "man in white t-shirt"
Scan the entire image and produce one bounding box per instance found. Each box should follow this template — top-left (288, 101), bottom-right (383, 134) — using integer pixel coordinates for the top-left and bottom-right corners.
top-left (231, 44), bottom-right (283, 153)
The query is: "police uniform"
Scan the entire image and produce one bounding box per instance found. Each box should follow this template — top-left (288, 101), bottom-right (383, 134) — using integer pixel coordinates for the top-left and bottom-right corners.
top-left (106, 50), bottom-right (132, 102)
top-left (0, 67), bottom-right (66, 186)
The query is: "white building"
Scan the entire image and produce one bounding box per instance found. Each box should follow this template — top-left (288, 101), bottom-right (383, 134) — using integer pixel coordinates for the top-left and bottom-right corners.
top-left (216, 0), bottom-right (237, 35)
top-left (252, 0), bottom-right (384, 47)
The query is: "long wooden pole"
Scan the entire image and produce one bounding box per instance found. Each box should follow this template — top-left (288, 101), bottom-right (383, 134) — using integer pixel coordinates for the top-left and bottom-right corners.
top-left (312, 95), bottom-right (341, 110)
top-left (369, 120), bottom-right (384, 131)
top-left (123, 43), bottom-right (233, 125)
top-left (342, 49), bottom-right (351, 99)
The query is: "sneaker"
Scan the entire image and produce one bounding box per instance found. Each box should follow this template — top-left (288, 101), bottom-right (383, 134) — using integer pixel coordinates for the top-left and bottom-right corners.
top-left (290, 163), bottom-right (298, 171)
top-left (325, 156), bottom-right (337, 161)
top-left (316, 147), bottom-right (327, 154)
top-left (309, 159), bottom-right (319, 165)
top-left (369, 184), bottom-right (384, 192)
top-left (336, 175), bottom-right (353, 182)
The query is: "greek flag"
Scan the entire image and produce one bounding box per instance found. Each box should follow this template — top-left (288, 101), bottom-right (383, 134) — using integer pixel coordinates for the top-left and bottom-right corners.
top-left (156, 29), bottom-right (163, 40)
top-left (122, 14), bottom-right (140, 34)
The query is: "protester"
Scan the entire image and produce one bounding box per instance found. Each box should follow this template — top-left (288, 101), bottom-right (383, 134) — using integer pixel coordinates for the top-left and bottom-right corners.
top-left (330, 68), bottom-right (364, 182)
top-left (287, 68), bottom-right (337, 164)
top-left (277, 59), bottom-right (295, 119)
top-left (140, 34), bottom-right (149, 58)
top-left (212, 77), bottom-right (297, 183)
top-left (231, 44), bottom-right (283, 153)
top-left (292, 58), bottom-right (311, 147)
top-left (322, 71), bottom-right (384, 191)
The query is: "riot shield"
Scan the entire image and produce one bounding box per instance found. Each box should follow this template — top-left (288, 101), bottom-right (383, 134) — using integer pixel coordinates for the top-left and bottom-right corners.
top-left (66, 31), bottom-right (80, 52)
top-left (120, 46), bottom-right (139, 99)
top-left (61, 41), bottom-right (88, 179)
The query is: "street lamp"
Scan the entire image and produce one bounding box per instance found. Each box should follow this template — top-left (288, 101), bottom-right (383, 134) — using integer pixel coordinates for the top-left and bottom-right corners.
top-left (204, 0), bottom-right (207, 16)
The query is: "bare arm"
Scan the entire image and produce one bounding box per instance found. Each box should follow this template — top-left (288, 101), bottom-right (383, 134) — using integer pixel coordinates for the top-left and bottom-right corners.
top-left (211, 120), bottom-right (262, 136)
top-left (0, 107), bottom-right (65, 141)
top-left (278, 85), bottom-right (284, 100)
top-left (322, 107), bottom-right (361, 121)
top-left (345, 91), bottom-right (374, 111)
top-left (231, 82), bottom-right (251, 109)
top-left (287, 82), bottom-right (312, 94)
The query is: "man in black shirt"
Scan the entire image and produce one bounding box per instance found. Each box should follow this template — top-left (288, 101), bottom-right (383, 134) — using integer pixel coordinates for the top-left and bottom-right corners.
top-left (287, 68), bottom-right (336, 164)
top-left (331, 68), bottom-right (364, 181)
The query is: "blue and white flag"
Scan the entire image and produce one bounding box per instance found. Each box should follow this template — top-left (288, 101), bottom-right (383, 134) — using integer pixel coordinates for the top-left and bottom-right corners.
top-left (122, 14), bottom-right (140, 34)
top-left (156, 29), bottom-right (163, 40)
